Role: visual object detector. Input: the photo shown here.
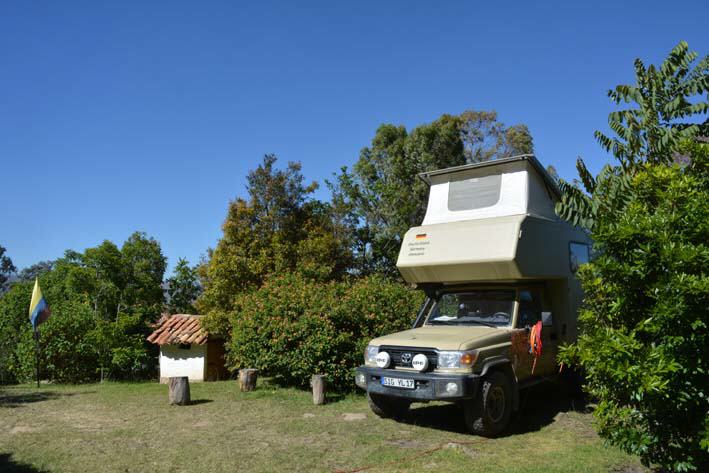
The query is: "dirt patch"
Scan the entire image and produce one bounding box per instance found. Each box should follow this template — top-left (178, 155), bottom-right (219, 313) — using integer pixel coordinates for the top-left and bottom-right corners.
top-left (444, 442), bottom-right (478, 459)
top-left (341, 413), bottom-right (366, 421)
top-left (386, 439), bottom-right (429, 449)
top-left (609, 464), bottom-right (648, 473)
top-left (10, 425), bottom-right (40, 434)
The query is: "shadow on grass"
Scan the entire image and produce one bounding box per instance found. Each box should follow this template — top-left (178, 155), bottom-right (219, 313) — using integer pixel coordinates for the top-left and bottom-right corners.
top-left (0, 390), bottom-right (92, 408)
top-left (188, 399), bottom-right (213, 405)
top-left (401, 380), bottom-right (588, 436)
top-left (0, 454), bottom-right (47, 473)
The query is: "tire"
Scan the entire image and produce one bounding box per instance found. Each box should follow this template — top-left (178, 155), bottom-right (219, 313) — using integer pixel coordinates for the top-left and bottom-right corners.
top-left (367, 393), bottom-right (411, 419)
top-left (463, 371), bottom-right (513, 437)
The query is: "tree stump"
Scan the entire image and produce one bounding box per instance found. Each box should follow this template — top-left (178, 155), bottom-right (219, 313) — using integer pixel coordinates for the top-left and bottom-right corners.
top-left (168, 376), bottom-right (190, 405)
top-left (239, 369), bottom-right (258, 392)
top-left (311, 374), bottom-right (326, 405)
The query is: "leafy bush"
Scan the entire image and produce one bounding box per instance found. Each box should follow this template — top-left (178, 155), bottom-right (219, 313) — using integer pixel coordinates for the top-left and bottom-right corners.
top-left (218, 273), bottom-right (424, 391)
top-left (559, 145), bottom-right (709, 471)
top-left (0, 281), bottom-right (100, 383)
top-left (0, 233), bottom-right (166, 384)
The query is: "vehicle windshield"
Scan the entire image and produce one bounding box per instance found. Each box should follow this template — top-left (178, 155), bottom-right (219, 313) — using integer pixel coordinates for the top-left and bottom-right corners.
top-left (425, 290), bottom-right (515, 327)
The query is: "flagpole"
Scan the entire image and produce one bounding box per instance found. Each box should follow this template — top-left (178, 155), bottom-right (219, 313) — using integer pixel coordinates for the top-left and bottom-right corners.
top-left (34, 329), bottom-right (40, 388)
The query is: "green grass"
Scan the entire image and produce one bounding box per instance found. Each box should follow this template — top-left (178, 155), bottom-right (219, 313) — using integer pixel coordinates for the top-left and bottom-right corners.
top-left (0, 380), bottom-right (644, 472)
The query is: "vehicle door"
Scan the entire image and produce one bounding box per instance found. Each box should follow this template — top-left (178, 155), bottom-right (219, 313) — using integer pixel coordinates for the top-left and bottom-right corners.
top-left (513, 287), bottom-right (558, 379)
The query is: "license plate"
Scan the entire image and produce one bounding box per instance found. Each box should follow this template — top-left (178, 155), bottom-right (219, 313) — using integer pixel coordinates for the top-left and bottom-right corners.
top-left (381, 377), bottom-right (415, 389)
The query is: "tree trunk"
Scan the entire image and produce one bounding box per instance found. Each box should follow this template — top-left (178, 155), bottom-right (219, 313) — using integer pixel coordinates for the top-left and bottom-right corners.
top-left (239, 369), bottom-right (258, 392)
top-left (168, 376), bottom-right (190, 405)
top-left (311, 374), bottom-right (326, 405)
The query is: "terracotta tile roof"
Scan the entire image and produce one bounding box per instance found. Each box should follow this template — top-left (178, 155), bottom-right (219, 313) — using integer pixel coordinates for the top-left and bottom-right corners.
top-left (147, 314), bottom-right (208, 346)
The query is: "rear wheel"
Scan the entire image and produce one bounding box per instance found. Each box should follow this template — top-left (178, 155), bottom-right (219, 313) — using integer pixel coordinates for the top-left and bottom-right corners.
top-left (367, 393), bottom-right (411, 419)
top-left (464, 371), bottom-right (512, 437)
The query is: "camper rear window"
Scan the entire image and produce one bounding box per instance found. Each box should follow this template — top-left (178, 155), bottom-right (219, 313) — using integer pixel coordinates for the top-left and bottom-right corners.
top-left (426, 290), bottom-right (515, 327)
top-left (447, 174), bottom-right (502, 211)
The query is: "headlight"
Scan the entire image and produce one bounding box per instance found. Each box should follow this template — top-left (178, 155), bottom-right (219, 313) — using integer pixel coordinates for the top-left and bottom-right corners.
top-left (437, 350), bottom-right (478, 369)
top-left (364, 345), bottom-right (379, 366)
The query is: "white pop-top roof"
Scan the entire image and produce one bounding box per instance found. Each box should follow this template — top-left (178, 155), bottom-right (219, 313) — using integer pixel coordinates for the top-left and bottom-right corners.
top-left (418, 155), bottom-right (560, 225)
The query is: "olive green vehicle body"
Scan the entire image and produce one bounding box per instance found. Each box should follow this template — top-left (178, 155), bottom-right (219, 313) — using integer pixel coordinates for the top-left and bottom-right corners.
top-left (355, 155), bottom-right (589, 415)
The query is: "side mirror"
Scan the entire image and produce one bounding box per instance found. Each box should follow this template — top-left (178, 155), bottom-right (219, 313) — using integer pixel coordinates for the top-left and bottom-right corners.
top-left (542, 311), bottom-right (553, 327)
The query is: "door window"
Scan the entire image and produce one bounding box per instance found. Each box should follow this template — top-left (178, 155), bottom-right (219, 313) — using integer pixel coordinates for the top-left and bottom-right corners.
top-left (517, 289), bottom-right (543, 328)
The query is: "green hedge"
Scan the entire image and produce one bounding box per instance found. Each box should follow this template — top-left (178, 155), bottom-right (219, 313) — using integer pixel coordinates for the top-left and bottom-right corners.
top-left (221, 273), bottom-right (424, 391)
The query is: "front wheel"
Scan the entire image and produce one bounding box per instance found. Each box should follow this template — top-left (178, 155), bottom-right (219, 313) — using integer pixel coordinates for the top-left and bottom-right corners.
top-left (367, 393), bottom-right (411, 419)
top-left (463, 371), bottom-right (512, 437)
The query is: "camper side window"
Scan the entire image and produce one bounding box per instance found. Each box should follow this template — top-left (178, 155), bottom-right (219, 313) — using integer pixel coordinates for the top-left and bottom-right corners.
top-left (517, 289), bottom-right (542, 328)
top-left (569, 242), bottom-right (590, 273)
top-left (447, 174), bottom-right (502, 211)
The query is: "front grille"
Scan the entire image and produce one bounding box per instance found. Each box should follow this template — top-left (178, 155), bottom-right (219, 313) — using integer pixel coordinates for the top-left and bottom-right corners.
top-left (379, 345), bottom-right (438, 371)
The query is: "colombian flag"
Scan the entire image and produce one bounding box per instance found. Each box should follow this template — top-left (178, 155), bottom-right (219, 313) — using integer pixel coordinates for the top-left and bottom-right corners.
top-left (29, 278), bottom-right (51, 330)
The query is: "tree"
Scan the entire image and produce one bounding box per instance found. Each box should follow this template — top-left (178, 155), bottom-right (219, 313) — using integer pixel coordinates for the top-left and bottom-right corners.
top-left (166, 258), bottom-right (201, 314)
top-left (595, 41), bottom-right (708, 169)
top-left (458, 110), bottom-right (534, 163)
top-left (198, 155), bottom-right (351, 318)
top-left (556, 42), bottom-right (709, 471)
top-left (17, 260), bottom-right (54, 282)
top-left (0, 245), bottom-right (16, 293)
top-left (0, 232), bottom-right (167, 383)
top-left (557, 41), bottom-right (709, 230)
top-left (330, 110), bottom-right (533, 275)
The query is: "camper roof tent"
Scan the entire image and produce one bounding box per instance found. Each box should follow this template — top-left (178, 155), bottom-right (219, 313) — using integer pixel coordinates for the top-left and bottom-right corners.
top-left (396, 155), bottom-right (587, 284)
top-left (418, 154), bottom-right (560, 225)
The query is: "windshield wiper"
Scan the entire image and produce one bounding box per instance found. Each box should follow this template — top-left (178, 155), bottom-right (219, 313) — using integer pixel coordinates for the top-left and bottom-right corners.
top-left (469, 320), bottom-right (498, 328)
top-left (429, 320), bottom-right (459, 325)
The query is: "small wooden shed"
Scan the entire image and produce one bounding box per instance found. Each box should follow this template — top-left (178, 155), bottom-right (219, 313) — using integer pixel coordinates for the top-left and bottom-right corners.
top-left (147, 314), bottom-right (229, 383)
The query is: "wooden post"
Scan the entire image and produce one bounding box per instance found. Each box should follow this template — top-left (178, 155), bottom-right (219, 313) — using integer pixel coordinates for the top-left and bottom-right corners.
top-left (239, 369), bottom-right (258, 392)
top-left (168, 376), bottom-right (191, 405)
top-left (311, 374), bottom-right (326, 405)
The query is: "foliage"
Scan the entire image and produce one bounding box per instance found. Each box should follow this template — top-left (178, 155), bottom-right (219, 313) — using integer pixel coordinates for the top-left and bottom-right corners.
top-left (197, 155), bottom-right (351, 316)
top-left (0, 282), bottom-right (31, 384)
top-left (0, 245), bottom-right (16, 293)
top-left (559, 145), bottom-right (708, 471)
top-left (166, 258), bottom-right (201, 314)
top-left (457, 110), bottom-right (534, 163)
top-left (0, 232), bottom-right (166, 383)
top-left (215, 273), bottom-right (424, 392)
top-left (557, 41), bottom-right (708, 231)
top-left (556, 41), bottom-right (709, 471)
top-left (16, 260), bottom-right (54, 282)
top-left (329, 110), bottom-right (533, 275)
top-left (0, 277), bottom-right (100, 384)
top-left (595, 41), bottom-right (708, 169)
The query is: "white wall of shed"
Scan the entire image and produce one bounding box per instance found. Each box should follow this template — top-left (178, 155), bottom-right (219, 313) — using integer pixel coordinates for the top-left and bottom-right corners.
top-left (159, 344), bottom-right (206, 383)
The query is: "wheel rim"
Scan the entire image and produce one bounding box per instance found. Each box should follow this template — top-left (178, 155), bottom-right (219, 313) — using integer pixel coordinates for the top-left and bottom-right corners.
top-left (487, 386), bottom-right (506, 423)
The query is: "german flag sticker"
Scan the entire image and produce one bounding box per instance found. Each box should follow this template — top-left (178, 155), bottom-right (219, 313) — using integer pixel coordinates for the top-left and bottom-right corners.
top-left (415, 233), bottom-right (427, 240)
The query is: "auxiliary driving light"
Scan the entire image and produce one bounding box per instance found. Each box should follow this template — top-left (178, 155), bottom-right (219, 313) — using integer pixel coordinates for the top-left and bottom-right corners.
top-left (412, 353), bottom-right (429, 372)
top-left (375, 351), bottom-right (391, 368)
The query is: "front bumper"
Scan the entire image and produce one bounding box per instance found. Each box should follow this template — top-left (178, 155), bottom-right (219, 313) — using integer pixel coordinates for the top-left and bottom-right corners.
top-left (355, 366), bottom-right (480, 401)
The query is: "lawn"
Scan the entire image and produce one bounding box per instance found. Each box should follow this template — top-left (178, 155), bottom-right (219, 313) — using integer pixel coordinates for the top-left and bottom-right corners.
top-left (0, 380), bottom-right (644, 473)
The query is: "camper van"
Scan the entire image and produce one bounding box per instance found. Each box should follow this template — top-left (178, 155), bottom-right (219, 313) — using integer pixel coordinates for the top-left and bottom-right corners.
top-left (355, 154), bottom-right (590, 436)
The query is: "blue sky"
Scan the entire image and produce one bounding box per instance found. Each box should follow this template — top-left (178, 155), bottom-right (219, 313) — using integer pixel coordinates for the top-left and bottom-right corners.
top-left (1, 1), bottom-right (706, 274)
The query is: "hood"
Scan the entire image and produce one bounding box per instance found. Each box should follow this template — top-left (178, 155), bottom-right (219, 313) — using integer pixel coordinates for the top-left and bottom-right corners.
top-left (369, 325), bottom-right (510, 351)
